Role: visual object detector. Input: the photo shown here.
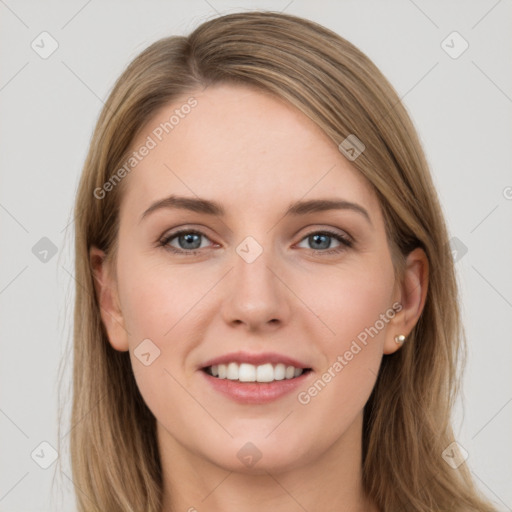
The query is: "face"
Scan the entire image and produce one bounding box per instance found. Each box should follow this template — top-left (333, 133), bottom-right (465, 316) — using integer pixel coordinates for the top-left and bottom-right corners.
top-left (93, 83), bottom-right (416, 474)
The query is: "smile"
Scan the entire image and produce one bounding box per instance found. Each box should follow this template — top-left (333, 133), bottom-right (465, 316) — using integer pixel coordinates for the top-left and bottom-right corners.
top-left (204, 362), bottom-right (312, 383)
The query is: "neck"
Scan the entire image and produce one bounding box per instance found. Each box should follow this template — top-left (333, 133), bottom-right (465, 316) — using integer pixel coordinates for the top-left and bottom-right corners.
top-left (158, 411), bottom-right (379, 512)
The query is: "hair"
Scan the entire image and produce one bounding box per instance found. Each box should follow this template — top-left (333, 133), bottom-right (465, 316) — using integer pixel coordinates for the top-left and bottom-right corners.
top-left (61, 10), bottom-right (498, 512)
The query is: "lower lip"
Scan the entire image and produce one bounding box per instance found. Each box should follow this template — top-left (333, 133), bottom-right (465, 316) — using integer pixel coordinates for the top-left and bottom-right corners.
top-left (200, 370), bottom-right (312, 404)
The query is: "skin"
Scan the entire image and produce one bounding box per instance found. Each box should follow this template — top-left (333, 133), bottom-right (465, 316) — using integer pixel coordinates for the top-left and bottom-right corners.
top-left (90, 83), bottom-right (428, 512)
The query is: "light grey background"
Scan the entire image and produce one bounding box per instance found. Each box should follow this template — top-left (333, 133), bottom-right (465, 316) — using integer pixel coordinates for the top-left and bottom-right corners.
top-left (1, 1), bottom-right (511, 510)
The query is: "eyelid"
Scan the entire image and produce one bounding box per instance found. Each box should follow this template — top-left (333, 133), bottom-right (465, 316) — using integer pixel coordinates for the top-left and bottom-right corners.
top-left (158, 225), bottom-right (216, 243)
top-left (295, 224), bottom-right (353, 244)
top-left (158, 224), bottom-right (354, 256)
top-left (294, 228), bottom-right (353, 254)
top-left (158, 227), bottom-right (217, 250)
top-left (159, 224), bottom-right (353, 242)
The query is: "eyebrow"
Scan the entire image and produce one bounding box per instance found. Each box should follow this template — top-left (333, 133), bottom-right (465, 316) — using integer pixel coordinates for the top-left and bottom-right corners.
top-left (139, 194), bottom-right (372, 225)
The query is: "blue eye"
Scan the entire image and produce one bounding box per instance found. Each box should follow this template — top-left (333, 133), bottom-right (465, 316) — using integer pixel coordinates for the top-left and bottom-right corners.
top-left (159, 229), bottom-right (352, 256)
top-left (296, 231), bottom-right (352, 254)
top-left (160, 230), bottom-right (210, 255)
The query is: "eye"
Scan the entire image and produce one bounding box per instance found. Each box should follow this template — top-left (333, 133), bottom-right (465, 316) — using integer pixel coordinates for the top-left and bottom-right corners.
top-left (296, 230), bottom-right (353, 255)
top-left (158, 228), bottom-right (353, 256)
top-left (159, 229), bottom-right (214, 256)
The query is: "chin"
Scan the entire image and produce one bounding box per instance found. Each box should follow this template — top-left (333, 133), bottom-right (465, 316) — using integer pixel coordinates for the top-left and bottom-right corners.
top-left (196, 432), bottom-right (315, 474)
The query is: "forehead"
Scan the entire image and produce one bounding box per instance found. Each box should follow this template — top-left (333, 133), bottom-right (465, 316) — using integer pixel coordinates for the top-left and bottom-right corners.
top-left (120, 83), bottom-right (378, 220)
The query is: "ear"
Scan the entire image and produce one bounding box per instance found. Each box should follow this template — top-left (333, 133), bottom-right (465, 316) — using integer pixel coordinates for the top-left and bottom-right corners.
top-left (89, 246), bottom-right (129, 352)
top-left (383, 247), bottom-right (429, 355)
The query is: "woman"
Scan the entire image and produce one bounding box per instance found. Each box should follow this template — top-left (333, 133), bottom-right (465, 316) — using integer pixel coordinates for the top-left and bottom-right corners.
top-left (67, 10), bottom-right (498, 512)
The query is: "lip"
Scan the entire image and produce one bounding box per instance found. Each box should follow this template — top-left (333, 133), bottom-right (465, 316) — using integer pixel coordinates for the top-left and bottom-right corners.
top-left (200, 351), bottom-right (311, 370)
top-left (200, 369), bottom-right (313, 404)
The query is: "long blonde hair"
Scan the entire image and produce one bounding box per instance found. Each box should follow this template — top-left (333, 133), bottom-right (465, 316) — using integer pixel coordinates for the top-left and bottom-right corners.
top-left (63, 10), bottom-right (498, 511)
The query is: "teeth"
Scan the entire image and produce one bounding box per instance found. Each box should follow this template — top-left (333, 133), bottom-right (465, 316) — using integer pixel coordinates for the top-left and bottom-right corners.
top-left (227, 362), bottom-right (239, 380)
top-left (239, 363), bottom-right (255, 382)
top-left (274, 363), bottom-right (285, 381)
top-left (208, 362), bottom-right (306, 382)
top-left (257, 363), bottom-right (275, 382)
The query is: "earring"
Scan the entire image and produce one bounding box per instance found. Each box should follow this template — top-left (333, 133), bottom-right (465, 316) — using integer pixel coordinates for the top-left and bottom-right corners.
top-left (394, 334), bottom-right (406, 344)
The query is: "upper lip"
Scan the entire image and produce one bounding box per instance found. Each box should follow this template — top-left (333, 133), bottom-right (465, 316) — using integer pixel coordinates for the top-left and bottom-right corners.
top-left (200, 351), bottom-right (311, 370)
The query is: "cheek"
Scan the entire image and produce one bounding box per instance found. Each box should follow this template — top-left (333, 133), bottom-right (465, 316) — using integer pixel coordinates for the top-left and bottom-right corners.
top-left (119, 258), bottom-right (204, 423)
top-left (313, 256), bottom-right (396, 347)
top-left (300, 257), bottom-right (395, 406)
top-left (117, 253), bottom-right (210, 343)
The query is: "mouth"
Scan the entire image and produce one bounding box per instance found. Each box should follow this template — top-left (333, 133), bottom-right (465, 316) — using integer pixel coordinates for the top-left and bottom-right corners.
top-left (202, 362), bottom-right (313, 383)
top-left (199, 351), bottom-right (314, 403)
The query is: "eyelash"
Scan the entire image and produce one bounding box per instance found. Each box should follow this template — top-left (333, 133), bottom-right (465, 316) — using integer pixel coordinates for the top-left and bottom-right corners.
top-left (158, 228), bottom-right (353, 257)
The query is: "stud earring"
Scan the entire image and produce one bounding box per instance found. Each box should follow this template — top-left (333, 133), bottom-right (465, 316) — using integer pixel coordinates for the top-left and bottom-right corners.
top-left (394, 334), bottom-right (406, 344)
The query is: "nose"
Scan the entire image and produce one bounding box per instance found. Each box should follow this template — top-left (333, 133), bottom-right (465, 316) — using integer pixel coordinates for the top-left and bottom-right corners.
top-left (221, 240), bottom-right (291, 332)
